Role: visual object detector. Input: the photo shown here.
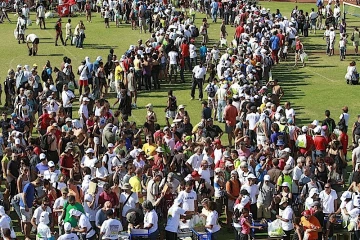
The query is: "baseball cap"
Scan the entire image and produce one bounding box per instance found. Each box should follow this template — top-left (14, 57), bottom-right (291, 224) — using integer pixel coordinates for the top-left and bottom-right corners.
top-left (40, 153), bottom-right (46, 160)
top-left (48, 161), bottom-right (55, 167)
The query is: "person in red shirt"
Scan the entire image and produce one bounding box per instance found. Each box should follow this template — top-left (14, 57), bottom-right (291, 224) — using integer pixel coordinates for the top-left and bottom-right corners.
top-left (338, 125), bottom-right (348, 156)
top-left (277, 29), bottom-right (286, 59)
top-left (234, 23), bottom-right (244, 44)
top-left (98, 183), bottom-right (119, 210)
top-left (299, 126), bottom-right (314, 157)
top-left (294, 36), bottom-right (305, 67)
top-left (37, 110), bottom-right (53, 135)
top-left (59, 146), bottom-right (74, 178)
top-left (224, 99), bottom-right (238, 147)
top-left (180, 39), bottom-right (191, 70)
top-left (313, 127), bottom-right (328, 158)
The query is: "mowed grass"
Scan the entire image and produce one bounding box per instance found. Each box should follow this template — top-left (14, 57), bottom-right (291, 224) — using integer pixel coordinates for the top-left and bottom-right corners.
top-left (1, 1), bottom-right (360, 239)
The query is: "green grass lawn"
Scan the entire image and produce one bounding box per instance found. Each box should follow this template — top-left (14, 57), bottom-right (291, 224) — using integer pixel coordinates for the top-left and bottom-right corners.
top-left (1, 1), bottom-right (360, 239)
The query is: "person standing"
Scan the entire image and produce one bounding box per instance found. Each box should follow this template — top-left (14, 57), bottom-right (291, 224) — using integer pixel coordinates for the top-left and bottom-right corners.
top-left (100, 209), bottom-right (123, 239)
top-left (77, 60), bottom-right (89, 95)
top-left (168, 47), bottom-right (179, 84)
top-left (223, 98), bottom-right (237, 147)
top-left (64, 19), bottom-right (73, 46)
top-left (55, 18), bottom-right (65, 46)
top-left (276, 197), bottom-right (294, 240)
top-left (36, 3), bottom-right (46, 29)
top-left (74, 20), bottom-right (86, 49)
top-left (26, 33), bottom-right (39, 56)
top-left (270, 30), bottom-right (280, 64)
top-left (352, 27), bottom-right (360, 55)
top-left (19, 178), bottom-right (43, 240)
top-left (191, 62), bottom-right (206, 101)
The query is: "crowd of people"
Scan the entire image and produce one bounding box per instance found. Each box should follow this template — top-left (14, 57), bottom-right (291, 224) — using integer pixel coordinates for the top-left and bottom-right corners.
top-left (1, 0), bottom-right (360, 240)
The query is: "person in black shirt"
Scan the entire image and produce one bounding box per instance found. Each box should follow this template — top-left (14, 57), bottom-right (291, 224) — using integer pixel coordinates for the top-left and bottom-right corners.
top-left (7, 153), bottom-right (20, 198)
top-left (312, 201), bottom-right (324, 240)
top-left (201, 101), bottom-right (212, 121)
top-left (205, 118), bottom-right (223, 140)
top-left (0, 112), bottom-right (11, 141)
top-left (322, 110), bottom-right (336, 137)
top-left (325, 213), bottom-right (336, 240)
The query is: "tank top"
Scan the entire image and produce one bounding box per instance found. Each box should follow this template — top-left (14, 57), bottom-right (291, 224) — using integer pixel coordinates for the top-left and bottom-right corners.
top-left (72, 168), bottom-right (82, 182)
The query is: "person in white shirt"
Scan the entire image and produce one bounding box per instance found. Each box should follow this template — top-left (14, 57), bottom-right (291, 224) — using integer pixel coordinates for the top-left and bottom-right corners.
top-left (62, 84), bottom-right (75, 118)
top-left (246, 106), bottom-right (260, 146)
top-left (100, 209), bottom-right (123, 239)
top-left (36, 3), bottom-right (46, 29)
top-left (142, 201), bottom-right (159, 240)
top-left (185, 146), bottom-right (203, 172)
top-left (165, 199), bottom-right (194, 240)
top-left (94, 159), bottom-right (109, 191)
top-left (83, 185), bottom-right (100, 227)
top-left (69, 209), bottom-right (96, 240)
top-left (77, 61), bottom-right (89, 95)
top-left (198, 160), bottom-right (211, 183)
top-left (31, 198), bottom-right (52, 227)
top-left (43, 161), bottom-right (60, 184)
top-left (0, 206), bottom-right (16, 239)
top-left (339, 106), bottom-right (350, 133)
top-left (276, 197), bottom-right (294, 239)
top-left (204, 201), bottom-right (221, 239)
top-left (79, 97), bottom-right (90, 127)
top-left (211, 45), bottom-right (220, 63)
top-left (36, 211), bottom-right (53, 240)
top-left (191, 62), bottom-right (206, 101)
top-left (319, 183), bottom-right (338, 214)
top-left (176, 181), bottom-right (198, 212)
top-left (26, 33), bottom-right (39, 56)
top-left (284, 102), bottom-right (296, 124)
top-left (292, 157), bottom-right (304, 196)
top-left (189, 42), bottom-right (197, 68)
top-left (215, 84), bottom-right (228, 123)
top-left (241, 174), bottom-right (259, 218)
top-left (329, 27), bottom-right (336, 56)
top-left (58, 222), bottom-right (79, 240)
top-left (168, 47), bottom-right (178, 83)
top-left (119, 183), bottom-right (139, 228)
top-left (102, 143), bottom-right (116, 174)
top-left (53, 187), bottom-right (69, 235)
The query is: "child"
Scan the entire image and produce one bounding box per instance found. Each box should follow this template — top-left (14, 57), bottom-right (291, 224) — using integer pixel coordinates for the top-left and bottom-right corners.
top-left (64, 19), bottom-right (72, 46)
top-left (325, 213), bottom-right (336, 240)
top-left (211, 45), bottom-right (220, 65)
top-left (283, 42), bottom-right (289, 61)
top-left (339, 34), bottom-right (347, 61)
top-left (238, 208), bottom-right (263, 240)
top-left (205, 49), bottom-right (212, 69)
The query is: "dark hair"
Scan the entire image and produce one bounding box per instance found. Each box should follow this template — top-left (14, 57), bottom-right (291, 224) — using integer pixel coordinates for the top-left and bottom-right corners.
top-left (325, 110), bottom-right (330, 117)
top-left (208, 201), bottom-right (217, 211)
top-left (83, 167), bottom-right (91, 175)
top-left (106, 209), bottom-right (114, 217)
top-left (103, 183), bottom-right (110, 191)
top-left (68, 195), bottom-right (76, 202)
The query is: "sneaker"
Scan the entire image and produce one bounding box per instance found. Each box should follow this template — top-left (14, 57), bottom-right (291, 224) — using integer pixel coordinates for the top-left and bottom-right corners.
top-left (190, 97), bottom-right (194, 100)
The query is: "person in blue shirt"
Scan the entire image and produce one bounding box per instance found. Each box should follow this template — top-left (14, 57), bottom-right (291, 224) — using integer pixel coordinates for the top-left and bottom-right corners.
top-left (269, 31), bottom-right (280, 64)
top-left (255, 156), bottom-right (268, 182)
top-left (210, 0), bottom-right (219, 23)
top-left (19, 177), bottom-right (43, 240)
top-left (199, 43), bottom-right (207, 64)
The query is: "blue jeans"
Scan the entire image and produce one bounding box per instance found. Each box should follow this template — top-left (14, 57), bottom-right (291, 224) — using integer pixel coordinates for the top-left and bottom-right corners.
top-left (217, 100), bottom-right (226, 122)
top-left (76, 33), bottom-right (85, 48)
top-left (211, 10), bottom-right (218, 22)
top-left (149, 229), bottom-right (159, 240)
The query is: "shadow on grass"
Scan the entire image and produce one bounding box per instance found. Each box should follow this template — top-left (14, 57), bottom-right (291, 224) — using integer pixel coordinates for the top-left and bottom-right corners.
top-left (85, 44), bottom-right (119, 49)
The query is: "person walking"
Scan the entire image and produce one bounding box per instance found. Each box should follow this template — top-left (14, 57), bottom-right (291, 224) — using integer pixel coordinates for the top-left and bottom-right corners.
top-left (270, 30), bottom-right (280, 64)
top-left (36, 3), bottom-right (46, 29)
top-left (223, 98), bottom-right (237, 147)
top-left (191, 62), bottom-right (206, 101)
top-left (351, 27), bottom-right (360, 55)
top-left (74, 20), bottom-right (86, 49)
top-left (55, 18), bottom-right (65, 46)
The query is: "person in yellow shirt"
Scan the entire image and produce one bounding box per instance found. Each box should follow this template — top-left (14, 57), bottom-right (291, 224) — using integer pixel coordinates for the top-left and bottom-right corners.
top-left (114, 60), bottom-right (123, 88)
top-left (129, 168), bottom-right (143, 203)
top-left (142, 135), bottom-right (157, 156)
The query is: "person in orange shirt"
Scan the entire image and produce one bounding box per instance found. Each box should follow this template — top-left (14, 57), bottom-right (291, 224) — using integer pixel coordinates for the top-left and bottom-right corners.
top-left (223, 98), bottom-right (238, 147)
top-left (67, 178), bottom-right (82, 203)
top-left (300, 210), bottom-right (322, 240)
top-left (225, 170), bottom-right (240, 229)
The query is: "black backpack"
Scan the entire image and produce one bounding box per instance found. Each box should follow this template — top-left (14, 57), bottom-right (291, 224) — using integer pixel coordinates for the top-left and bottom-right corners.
top-left (169, 96), bottom-right (177, 111)
top-left (41, 69), bottom-right (48, 82)
top-left (338, 114), bottom-right (346, 129)
top-left (192, 27), bottom-right (199, 37)
top-left (40, 134), bottom-right (54, 151)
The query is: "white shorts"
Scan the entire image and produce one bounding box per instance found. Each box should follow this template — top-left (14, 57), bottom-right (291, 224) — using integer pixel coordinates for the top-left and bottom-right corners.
top-left (166, 110), bottom-right (176, 119)
top-left (20, 207), bottom-right (33, 222)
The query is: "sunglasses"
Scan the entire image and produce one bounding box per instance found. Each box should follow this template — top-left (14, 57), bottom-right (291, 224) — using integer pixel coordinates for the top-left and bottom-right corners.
top-left (325, 186), bottom-right (330, 188)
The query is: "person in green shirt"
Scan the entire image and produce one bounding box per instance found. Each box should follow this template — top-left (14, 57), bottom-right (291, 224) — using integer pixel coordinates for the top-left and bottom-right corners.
top-left (61, 195), bottom-right (85, 227)
top-left (276, 165), bottom-right (293, 192)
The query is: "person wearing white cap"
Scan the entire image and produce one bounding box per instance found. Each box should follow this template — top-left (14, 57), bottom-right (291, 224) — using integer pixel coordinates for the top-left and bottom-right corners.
top-left (313, 125), bottom-right (327, 158)
top-left (36, 153), bottom-right (49, 176)
top-left (257, 175), bottom-right (275, 219)
top-left (58, 222), bottom-right (79, 240)
top-left (69, 208), bottom-right (96, 240)
top-left (102, 143), bottom-right (116, 174)
top-left (35, 211), bottom-right (53, 240)
top-left (165, 198), bottom-right (194, 240)
top-left (241, 173), bottom-right (259, 219)
top-left (79, 96), bottom-right (90, 127)
top-left (305, 188), bottom-right (319, 210)
top-left (0, 205), bottom-right (16, 239)
top-left (43, 160), bottom-right (60, 183)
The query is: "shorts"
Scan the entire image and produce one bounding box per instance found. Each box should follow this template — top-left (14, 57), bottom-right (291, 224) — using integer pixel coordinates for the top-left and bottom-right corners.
top-left (33, 38), bottom-right (39, 44)
top-left (20, 207), bottom-right (33, 222)
top-left (139, 18), bottom-right (145, 27)
top-left (169, 64), bottom-right (177, 75)
top-left (166, 110), bottom-right (176, 119)
top-left (354, 41), bottom-right (359, 47)
top-left (88, 77), bottom-right (93, 85)
top-left (225, 124), bottom-right (234, 134)
top-left (105, 18), bottom-right (109, 24)
top-left (79, 79), bottom-right (89, 86)
top-left (100, 77), bottom-right (107, 85)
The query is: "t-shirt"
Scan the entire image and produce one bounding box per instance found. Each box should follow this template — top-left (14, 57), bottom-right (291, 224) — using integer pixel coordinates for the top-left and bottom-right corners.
top-left (319, 189), bottom-right (338, 213)
top-left (54, 197), bottom-right (68, 222)
top-left (33, 206), bottom-right (52, 224)
top-left (0, 214), bottom-right (15, 238)
top-left (144, 209), bottom-right (158, 234)
top-left (78, 65), bottom-right (88, 80)
top-left (58, 233), bottom-right (79, 240)
top-left (79, 103), bottom-right (89, 120)
top-left (19, 182), bottom-right (35, 208)
top-left (285, 108), bottom-right (296, 120)
top-left (176, 190), bottom-right (197, 211)
top-left (95, 166), bottom-right (108, 188)
top-left (78, 214), bottom-right (96, 238)
top-left (37, 222), bottom-right (52, 239)
top-left (43, 169), bottom-right (61, 183)
top-left (168, 51), bottom-right (178, 65)
top-left (300, 216), bottom-right (321, 240)
top-left (165, 205), bottom-right (186, 233)
top-left (119, 192), bottom-right (139, 217)
top-left (206, 211), bottom-right (221, 233)
top-left (281, 206), bottom-right (294, 231)
top-left (64, 202), bottom-right (85, 227)
top-left (246, 113), bottom-right (259, 130)
top-left (100, 218), bottom-right (123, 239)
top-left (26, 33), bottom-right (38, 42)
top-left (292, 166), bottom-right (302, 194)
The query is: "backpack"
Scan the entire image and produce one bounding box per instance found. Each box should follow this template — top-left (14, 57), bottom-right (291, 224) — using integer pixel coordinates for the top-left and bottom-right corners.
top-left (304, 181), bottom-right (323, 198)
top-left (207, 84), bottom-right (216, 98)
top-left (264, 56), bottom-right (274, 68)
top-left (334, 151), bottom-right (347, 174)
top-left (41, 69), bottom-right (49, 82)
top-left (169, 96), bottom-right (177, 111)
top-left (338, 114), bottom-right (346, 129)
top-left (192, 27), bottom-right (199, 37)
top-left (40, 134), bottom-right (55, 151)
